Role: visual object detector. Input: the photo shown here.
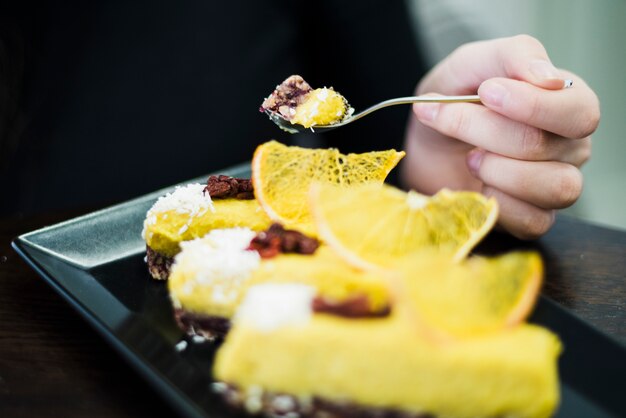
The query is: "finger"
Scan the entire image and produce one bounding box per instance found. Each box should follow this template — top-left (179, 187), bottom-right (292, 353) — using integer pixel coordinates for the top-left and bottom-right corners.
top-left (478, 76), bottom-right (600, 139)
top-left (413, 99), bottom-right (592, 166)
top-left (467, 150), bottom-right (583, 210)
top-left (482, 185), bottom-right (556, 240)
top-left (419, 34), bottom-right (569, 95)
top-left (402, 111), bottom-right (484, 195)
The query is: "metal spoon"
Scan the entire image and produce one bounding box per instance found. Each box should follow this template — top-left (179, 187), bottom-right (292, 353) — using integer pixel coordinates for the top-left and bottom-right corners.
top-left (264, 94), bottom-right (481, 134)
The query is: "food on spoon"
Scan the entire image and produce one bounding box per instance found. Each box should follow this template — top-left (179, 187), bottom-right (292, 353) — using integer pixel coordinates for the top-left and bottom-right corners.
top-left (213, 280), bottom-right (561, 418)
top-left (310, 182), bottom-right (498, 270)
top-left (252, 140), bottom-right (405, 234)
top-left (142, 175), bottom-right (271, 280)
top-left (168, 225), bottom-right (391, 340)
top-left (260, 75), bottom-right (354, 129)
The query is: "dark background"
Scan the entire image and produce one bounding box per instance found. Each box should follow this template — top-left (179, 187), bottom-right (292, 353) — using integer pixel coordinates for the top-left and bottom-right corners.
top-left (0, 0), bottom-right (425, 216)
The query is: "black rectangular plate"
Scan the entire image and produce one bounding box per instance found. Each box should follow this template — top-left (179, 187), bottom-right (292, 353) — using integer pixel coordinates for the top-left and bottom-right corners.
top-left (13, 164), bottom-right (626, 418)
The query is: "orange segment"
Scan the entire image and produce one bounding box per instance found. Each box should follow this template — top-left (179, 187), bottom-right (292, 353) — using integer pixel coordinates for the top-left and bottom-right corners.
top-left (252, 140), bottom-right (404, 230)
top-left (391, 251), bottom-right (543, 342)
top-left (310, 183), bottom-right (498, 270)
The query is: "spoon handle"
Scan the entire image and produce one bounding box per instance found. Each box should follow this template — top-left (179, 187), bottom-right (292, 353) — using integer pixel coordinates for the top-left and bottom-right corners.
top-left (385, 95), bottom-right (481, 104)
top-left (273, 94), bottom-right (483, 133)
top-left (350, 95), bottom-right (481, 122)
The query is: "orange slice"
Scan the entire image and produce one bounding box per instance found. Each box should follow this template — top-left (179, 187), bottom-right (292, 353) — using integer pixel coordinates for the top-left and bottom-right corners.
top-left (391, 251), bottom-right (543, 342)
top-left (252, 140), bottom-right (404, 231)
top-left (310, 182), bottom-right (498, 270)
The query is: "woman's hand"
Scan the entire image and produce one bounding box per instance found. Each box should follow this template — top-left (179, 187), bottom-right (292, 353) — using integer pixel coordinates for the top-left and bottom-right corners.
top-left (402, 35), bottom-right (599, 239)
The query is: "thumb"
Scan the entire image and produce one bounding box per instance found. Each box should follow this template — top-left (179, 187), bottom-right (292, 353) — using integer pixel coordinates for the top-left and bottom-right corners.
top-left (525, 58), bottom-right (567, 90)
top-left (419, 34), bottom-right (567, 95)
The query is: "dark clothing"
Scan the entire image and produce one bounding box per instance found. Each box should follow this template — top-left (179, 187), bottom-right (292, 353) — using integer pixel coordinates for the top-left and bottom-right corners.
top-left (1, 0), bottom-right (425, 215)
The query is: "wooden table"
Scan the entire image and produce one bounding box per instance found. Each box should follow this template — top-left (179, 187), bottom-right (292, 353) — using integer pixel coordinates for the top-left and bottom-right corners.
top-left (1, 211), bottom-right (624, 417)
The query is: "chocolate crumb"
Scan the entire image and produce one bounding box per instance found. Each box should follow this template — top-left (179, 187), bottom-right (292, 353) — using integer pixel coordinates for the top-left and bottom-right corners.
top-left (205, 175), bottom-right (254, 200)
top-left (216, 383), bottom-right (436, 418)
top-left (260, 75), bottom-right (313, 119)
top-left (248, 223), bottom-right (319, 258)
top-left (174, 308), bottom-right (231, 342)
top-left (146, 246), bottom-right (174, 280)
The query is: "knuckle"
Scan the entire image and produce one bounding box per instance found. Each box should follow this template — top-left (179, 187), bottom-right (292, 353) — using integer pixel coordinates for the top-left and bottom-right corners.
top-left (501, 35), bottom-right (548, 79)
top-left (511, 34), bottom-right (544, 51)
top-left (568, 90), bottom-right (600, 139)
top-left (578, 138), bottom-right (592, 166)
top-left (453, 42), bottom-right (472, 56)
top-left (520, 209), bottom-right (556, 240)
top-left (453, 40), bottom-right (482, 58)
top-left (525, 92), bottom-right (545, 127)
top-left (519, 125), bottom-right (547, 159)
top-left (445, 107), bottom-right (471, 137)
top-left (578, 105), bottom-right (601, 139)
top-left (552, 165), bottom-right (583, 208)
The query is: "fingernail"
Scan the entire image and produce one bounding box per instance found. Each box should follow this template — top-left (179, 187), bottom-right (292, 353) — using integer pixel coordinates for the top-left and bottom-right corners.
top-left (414, 103), bottom-right (440, 122)
top-left (529, 59), bottom-right (561, 81)
top-left (479, 82), bottom-right (508, 107)
top-left (466, 148), bottom-right (484, 177)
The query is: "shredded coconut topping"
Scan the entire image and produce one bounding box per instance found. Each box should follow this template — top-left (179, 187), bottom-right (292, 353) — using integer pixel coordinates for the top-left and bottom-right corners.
top-left (142, 183), bottom-right (215, 240)
top-left (173, 228), bottom-right (260, 305)
top-left (235, 283), bottom-right (316, 332)
top-left (202, 227), bottom-right (258, 251)
top-left (308, 103), bottom-right (320, 119)
top-left (150, 183), bottom-right (215, 215)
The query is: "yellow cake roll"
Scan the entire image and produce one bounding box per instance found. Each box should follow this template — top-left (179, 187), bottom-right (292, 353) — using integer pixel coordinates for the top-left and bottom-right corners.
top-left (168, 227), bottom-right (391, 339)
top-left (142, 179), bottom-right (271, 280)
top-left (214, 283), bottom-right (562, 418)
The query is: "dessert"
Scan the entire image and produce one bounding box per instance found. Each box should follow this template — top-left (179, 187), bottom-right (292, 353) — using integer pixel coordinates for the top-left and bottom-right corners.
top-left (138, 131), bottom-right (561, 417)
top-left (260, 75), bottom-right (354, 129)
top-left (168, 225), bottom-right (391, 340)
top-left (214, 277), bottom-right (561, 418)
top-left (143, 175), bottom-right (271, 280)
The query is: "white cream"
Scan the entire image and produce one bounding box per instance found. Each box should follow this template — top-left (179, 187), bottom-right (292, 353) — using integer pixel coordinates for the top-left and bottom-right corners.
top-left (235, 283), bottom-right (316, 332)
